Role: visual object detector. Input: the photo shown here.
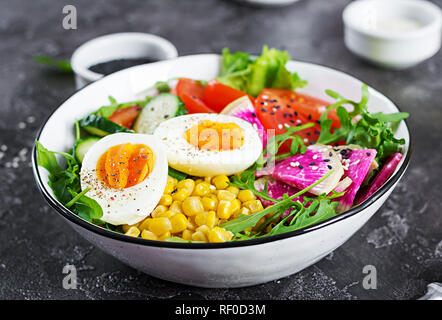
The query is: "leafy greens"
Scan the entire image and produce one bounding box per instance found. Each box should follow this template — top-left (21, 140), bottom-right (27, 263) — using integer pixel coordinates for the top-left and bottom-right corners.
top-left (217, 46), bottom-right (307, 97)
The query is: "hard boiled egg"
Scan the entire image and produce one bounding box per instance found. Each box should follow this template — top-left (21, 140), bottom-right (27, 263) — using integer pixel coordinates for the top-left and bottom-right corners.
top-left (80, 133), bottom-right (168, 225)
top-left (154, 113), bottom-right (262, 176)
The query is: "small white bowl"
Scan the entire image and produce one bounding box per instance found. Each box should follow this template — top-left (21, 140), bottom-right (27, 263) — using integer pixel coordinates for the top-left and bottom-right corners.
top-left (343, 0), bottom-right (442, 69)
top-left (71, 32), bottom-right (178, 89)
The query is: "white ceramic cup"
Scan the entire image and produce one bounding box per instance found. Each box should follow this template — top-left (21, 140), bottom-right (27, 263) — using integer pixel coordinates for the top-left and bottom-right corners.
top-left (343, 0), bottom-right (442, 69)
top-left (71, 32), bottom-right (178, 89)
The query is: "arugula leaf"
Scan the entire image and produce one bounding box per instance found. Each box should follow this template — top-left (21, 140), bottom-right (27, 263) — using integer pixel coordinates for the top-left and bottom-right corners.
top-left (222, 170), bottom-right (335, 234)
top-left (34, 56), bottom-right (73, 73)
top-left (317, 84), bottom-right (409, 161)
top-left (35, 141), bottom-right (103, 222)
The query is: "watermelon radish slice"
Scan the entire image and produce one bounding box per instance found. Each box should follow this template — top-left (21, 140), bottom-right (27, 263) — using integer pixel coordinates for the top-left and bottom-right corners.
top-left (271, 144), bottom-right (344, 196)
top-left (255, 176), bottom-right (304, 218)
top-left (221, 96), bottom-right (267, 147)
top-left (334, 148), bottom-right (377, 212)
top-left (355, 152), bottom-right (403, 206)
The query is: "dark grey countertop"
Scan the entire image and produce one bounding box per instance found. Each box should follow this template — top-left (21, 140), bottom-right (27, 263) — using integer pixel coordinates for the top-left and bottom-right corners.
top-left (0, 0), bottom-right (441, 300)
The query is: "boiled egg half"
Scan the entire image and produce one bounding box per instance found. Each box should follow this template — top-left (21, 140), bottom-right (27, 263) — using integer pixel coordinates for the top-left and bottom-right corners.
top-left (80, 133), bottom-right (168, 225)
top-left (154, 113), bottom-right (262, 176)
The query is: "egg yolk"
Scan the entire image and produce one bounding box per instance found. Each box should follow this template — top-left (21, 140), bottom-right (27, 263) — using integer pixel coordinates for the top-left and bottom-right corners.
top-left (96, 143), bottom-right (155, 189)
top-left (184, 120), bottom-right (244, 151)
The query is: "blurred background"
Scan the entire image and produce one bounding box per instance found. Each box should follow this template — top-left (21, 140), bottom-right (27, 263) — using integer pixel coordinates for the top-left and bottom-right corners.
top-left (0, 0), bottom-right (441, 300)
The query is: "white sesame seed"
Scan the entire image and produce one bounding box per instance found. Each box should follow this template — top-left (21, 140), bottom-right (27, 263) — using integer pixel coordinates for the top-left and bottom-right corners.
top-left (311, 166), bottom-right (318, 170)
top-left (290, 161), bottom-right (300, 167)
top-left (352, 159), bottom-right (360, 166)
top-left (284, 123), bottom-right (290, 127)
top-left (278, 124), bottom-right (283, 129)
top-left (313, 155), bottom-right (318, 160)
top-left (26, 116), bottom-right (36, 124)
top-left (5, 162), bottom-right (11, 168)
top-left (12, 162), bottom-right (19, 168)
top-left (18, 122), bottom-right (26, 129)
top-left (303, 138), bottom-right (308, 143)
top-left (0, 145), bottom-right (7, 152)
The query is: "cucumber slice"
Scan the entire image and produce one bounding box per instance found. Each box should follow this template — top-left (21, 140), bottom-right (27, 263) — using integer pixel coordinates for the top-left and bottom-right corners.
top-left (74, 137), bottom-right (100, 163)
top-left (80, 114), bottom-right (132, 137)
top-left (133, 93), bottom-right (187, 134)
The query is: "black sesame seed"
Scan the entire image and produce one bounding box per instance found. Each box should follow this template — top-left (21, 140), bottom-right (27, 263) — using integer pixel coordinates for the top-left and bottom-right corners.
top-left (298, 165), bottom-right (303, 169)
top-left (286, 104), bottom-right (291, 108)
top-left (260, 101), bottom-right (265, 105)
top-left (307, 132), bottom-right (311, 136)
top-left (270, 112), bottom-right (275, 115)
top-left (294, 111), bottom-right (298, 116)
top-left (327, 165), bottom-right (332, 170)
top-left (316, 120), bottom-right (320, 124)
top-left (283, 113), bottom-right (288, 118)
top-left (329, 152), bottom-right (333, 157)
top-left (366, 152), bottom-right (371, 156)
top-left (274, 105), bottom-right (280, 109)
top-left (251, 112), bottom-right (257, 117)
top-left (290, 120), bottom-right (295, 124)
top-left (314, 130), bottom-right (320, 135)
top-left (261, 108), bottom-right (267, 112)
top-left (308, 114), bottom-right (312, 120)
top-left (323, 159), bottom-right (330, 162)
top-left (309, 162), bottom-right (316, 166)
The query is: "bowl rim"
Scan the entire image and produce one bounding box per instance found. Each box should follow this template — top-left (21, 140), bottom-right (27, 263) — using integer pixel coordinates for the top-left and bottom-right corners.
top-left (342, 0), bottom-right (442, 40)
top-left (32, 55), bottom-right (412, 249)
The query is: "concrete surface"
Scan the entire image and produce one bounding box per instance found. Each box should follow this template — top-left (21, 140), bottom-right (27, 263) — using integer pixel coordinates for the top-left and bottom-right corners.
top-left (0, 0), bottom-right (441, 300)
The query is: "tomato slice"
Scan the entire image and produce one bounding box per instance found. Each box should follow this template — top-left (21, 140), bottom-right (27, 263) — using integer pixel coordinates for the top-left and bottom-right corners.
top-left (202, 80), bottom-right (251, 113)
top-left (108, 105), bottom-right (142, 129)
top-left (256, 91), bottom-right (321, 152)
top-left (260, 89), bottom-right (340, 128)
top-left (172, 78), bottom-right (215, 113)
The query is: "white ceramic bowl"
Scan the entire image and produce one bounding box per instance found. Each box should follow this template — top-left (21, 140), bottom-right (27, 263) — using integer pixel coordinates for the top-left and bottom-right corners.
top-left (32, 54), bottom-right (411, 288)
top-left (71, 32), bottom-right (178, 89)
top-left (343, 0), bottom-right (442, 69)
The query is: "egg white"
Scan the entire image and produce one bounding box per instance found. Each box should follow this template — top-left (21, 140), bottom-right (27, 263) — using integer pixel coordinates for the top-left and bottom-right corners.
top-left (80, 133), bottom-right (168, 226)
top-left (153, 113), bottom-right (262, 177)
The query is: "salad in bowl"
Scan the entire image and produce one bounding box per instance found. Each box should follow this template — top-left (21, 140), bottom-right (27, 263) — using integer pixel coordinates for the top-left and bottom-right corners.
top-left (35, 46), bottom-right (409, 245)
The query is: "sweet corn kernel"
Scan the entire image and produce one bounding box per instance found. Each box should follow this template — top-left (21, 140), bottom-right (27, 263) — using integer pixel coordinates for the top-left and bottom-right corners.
top-left (177, 179), bottom-right (195, 195)
top-left (141, 230), bottom-right (158, 240)
top-left (192, 230), bottom-right (208, 242)
top-left (212, 175), bottom-right (229, 190)
top-left (193, 182), bottom-right (211, 196)
top-left (194, 178), bottom-right (203, 185)
top-left (217, 200), bottom-right (233, 220)
top-left (208, 227), bottom-right (233, 243)
top-left (159, 194), bottom-right (173, 206)
top-left (182, 229), bottom-right (193, 241)
top-left (187, 216), bottom-right (197, 230)
top-left (238, 189), bottom-right (255, 202)
top-left (195, 212), bottom-right (207, 227)
top-left (169, 200), bottom-right (183, 213)
top-left (243, 199), bottom-right (264, 213)
top-left (124, 226), bottom-right (140, 238)
top-left (206, 211), bottom-right (217, 228)
top-left (204, 176), bottom-right (213, 184)
top-left (196, 225), bottom-right (210, 236)
top-left (138, 218), bottom-right (152, 231)
top-left (217, 190), bottom-right (236, 201)
top-left (182, 196), bottom-right (204, 216)
top-left (226, 186), bottom-right (239, 197)
top-left (122, 222), bottom-right (139, 233)
top-left (172, 188), bottom-right (190, 201)
top-left (158, 210), bottom-right (176, 218)
top-left (201, 196), bottom-right (217, 211)
top-left (151, 205), bottom-right (168, 218)
top-left (239, 207), bottom-right (250, 216)
top-left (168, 175), bottom-right (178, 184)
top-left (164, 180), bottom-right (176, 194)
top-left (231, 199), bottom-right (241, 218)
top-left (170, 213), bottom-right (188, 233)
top-left (158, 231), bottom-right (171, 241)
top-left (148, 217), bottom-right (172, 235)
